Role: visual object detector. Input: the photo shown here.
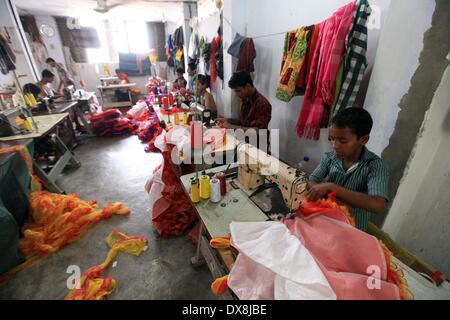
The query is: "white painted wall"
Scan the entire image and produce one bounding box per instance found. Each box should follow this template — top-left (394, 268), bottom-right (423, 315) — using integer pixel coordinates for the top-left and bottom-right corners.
top-left (383, 53), bottom-right (450, 276)
top-left (365, 0), bottom-right (436, 155)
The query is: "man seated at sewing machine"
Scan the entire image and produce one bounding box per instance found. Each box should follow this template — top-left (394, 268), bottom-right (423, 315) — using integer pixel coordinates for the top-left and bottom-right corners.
top-left (306, 108), bottom-right (389, 232)
top-left (215, 71), bottom-right (272, 133)
top-left (36, 69), bottom-right (63, 100)
top-left (34, 69), bottom-right (84, 132)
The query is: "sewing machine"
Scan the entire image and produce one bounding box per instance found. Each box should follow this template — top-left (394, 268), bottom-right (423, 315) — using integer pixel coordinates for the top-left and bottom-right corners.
top-left (233, 143), bottom-right (309, 217)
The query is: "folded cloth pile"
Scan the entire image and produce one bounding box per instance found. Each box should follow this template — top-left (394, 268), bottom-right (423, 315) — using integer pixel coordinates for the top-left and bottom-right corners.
top-left (90, 109), bottom-right (138, 137)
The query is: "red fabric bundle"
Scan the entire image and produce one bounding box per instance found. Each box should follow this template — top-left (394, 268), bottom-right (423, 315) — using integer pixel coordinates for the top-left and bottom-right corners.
top-left (150, 146), bottom-right (197, 237)
top-left (90, 109), bottom-right (137, 137)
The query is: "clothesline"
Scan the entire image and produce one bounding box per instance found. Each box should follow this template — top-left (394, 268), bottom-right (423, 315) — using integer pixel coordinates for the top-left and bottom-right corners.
top-left (223, 13), bottom-right (307, 40)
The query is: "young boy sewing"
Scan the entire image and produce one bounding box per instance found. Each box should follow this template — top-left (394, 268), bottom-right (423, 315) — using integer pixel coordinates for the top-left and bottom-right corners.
top-left (307, 108), bottom-right (389, 231)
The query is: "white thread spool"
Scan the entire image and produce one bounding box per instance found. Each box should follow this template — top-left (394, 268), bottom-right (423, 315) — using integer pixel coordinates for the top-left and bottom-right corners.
top-left (210, 178), bottom-right (222, 203)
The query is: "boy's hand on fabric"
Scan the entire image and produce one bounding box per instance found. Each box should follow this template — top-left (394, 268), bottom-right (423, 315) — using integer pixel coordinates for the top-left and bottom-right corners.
top-left (307, 182), bottom-right (334, 201)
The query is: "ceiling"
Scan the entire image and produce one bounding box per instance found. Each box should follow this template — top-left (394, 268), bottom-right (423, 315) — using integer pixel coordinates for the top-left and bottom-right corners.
top-left (13, 0), bottom-right (194, 22)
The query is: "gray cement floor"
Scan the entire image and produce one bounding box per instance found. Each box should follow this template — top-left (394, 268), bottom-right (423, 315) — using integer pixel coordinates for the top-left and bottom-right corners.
top-left (0, 136), bottom-right (217, 300)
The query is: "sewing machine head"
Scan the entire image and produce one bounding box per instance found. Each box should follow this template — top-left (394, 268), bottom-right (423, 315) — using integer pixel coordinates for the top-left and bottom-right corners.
top-left (236, 143), bottom-right (308, 212)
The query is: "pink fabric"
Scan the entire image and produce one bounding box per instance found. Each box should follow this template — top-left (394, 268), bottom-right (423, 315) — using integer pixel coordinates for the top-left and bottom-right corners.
top-left (282, 208), bottom-right (400, 300)
top-left (320, 2), bottom-right (354, 104)
top-left (296, 2), bottom-right (355, 139)
top-left (227, 202), bottom-right (401, 300)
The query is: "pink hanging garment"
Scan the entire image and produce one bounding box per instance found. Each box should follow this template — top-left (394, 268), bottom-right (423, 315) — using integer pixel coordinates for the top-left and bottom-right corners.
top-left (296, 1), bottom-right (355, 139)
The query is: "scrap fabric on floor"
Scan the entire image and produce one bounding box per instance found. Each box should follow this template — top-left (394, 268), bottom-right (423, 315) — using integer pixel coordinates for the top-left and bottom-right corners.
top-left (222, 196), bottom-right (412, 300)
top-left (0, 145), bottom-right (131, 285)
top-left (65, 230), bottom-right (148, 300)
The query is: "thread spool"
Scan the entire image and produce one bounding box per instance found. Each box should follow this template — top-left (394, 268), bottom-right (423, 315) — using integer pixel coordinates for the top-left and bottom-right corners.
top-left (169, 93), bottom-right (174, 105)
top-left (163, 97), bottom-right (169, 109)
top-left (183, 112), bottom-right (188, 125)
top-left (190, 177), bottom-right (200, 203)
top-left (214, 172), bottom-right (227, 196)
top-left (174, 112), bottom-right (180, 125)
top-left (210, 178), bottom-right (221, 203)
top-left (199, 175), bottom-right (210, 199)
top-left (190, 121), bottom-right (203, 149)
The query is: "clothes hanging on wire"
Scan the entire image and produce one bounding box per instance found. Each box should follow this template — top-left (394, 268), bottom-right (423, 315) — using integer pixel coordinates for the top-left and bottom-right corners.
top-left (227, 32), bottom-right (246, 58)
top-left (275, 27), bottom-right (310, 102)
top-left (209, 35), bottom-right (220, 89)
top-left (0, 29), bottom-right (15, 75)
top-left (0, 28), bottom-right (16, 63)
top-left (331, 0), bottom-right (371, 116)
top-left (0, 42), bottom-right (15, 75)
top-left (297, 24), bottom-right (319, 92)
top-left (296, 1), bottom-right (355, 140)
top-left (188, 32), bottom-right (200, 60)
top-left (236, 38), bottom-right (256, 73)
top-left (173, 27), bottom-right (184, 48)
top-left (166, 35), bottom-right (175, 68)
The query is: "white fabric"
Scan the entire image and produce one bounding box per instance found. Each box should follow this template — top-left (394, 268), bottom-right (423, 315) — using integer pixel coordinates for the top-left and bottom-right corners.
top-left (127, 101), bottom-right (147, 118)
top-left (228, 221), bottom-right (336, 300)
top-left (188, 32), bottom-right (199, 60)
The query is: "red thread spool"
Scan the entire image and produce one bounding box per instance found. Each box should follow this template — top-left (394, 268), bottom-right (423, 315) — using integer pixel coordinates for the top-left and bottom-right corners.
top-left (190, 121), bottom-right (203, 149)
top-left (163, 97), bottom-right (169, 108)
top-left (169, 93), bottom-right (174, 105)
top-left (215, 172), bottom-right (226, 196)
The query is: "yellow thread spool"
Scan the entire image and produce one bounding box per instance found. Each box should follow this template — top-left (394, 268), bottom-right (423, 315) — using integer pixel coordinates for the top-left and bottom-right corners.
top-left (24, 94), bottom-right (32, 107)
top-left (28, 93), bottom-right (37, 105)
top-left (199, 175), bottom-right (210, 199)
top-left (183, 112), bottom-right (188, 125)
top-left (174, 112), bottom-right (180, 125)
top-left (190, 177), bottom-right (200, 203)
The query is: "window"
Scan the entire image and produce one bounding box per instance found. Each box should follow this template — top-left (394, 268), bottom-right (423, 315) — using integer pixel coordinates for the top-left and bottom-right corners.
top-left (111, 20), bottom-right (150, 56)
top-left (79, 18), bottom-right (110, 63)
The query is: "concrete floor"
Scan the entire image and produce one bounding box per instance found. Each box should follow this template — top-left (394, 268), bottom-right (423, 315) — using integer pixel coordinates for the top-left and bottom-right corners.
top-left (0, 136), bottom-right (217, 299)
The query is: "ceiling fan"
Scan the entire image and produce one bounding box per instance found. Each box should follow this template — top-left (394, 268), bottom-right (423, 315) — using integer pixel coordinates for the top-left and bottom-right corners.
top-left (93, 0), bottom-right (125, 14)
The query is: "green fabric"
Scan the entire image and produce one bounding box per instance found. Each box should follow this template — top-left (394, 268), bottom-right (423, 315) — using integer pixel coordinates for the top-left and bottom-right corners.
top-left (330, 60), bottom-right (344, 118)
top-left (0, 141), bottom-right (34, 275)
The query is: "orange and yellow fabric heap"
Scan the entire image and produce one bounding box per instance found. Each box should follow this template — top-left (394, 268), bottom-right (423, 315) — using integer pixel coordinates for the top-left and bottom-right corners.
top-left (66, 230), bottom-right (148, 300)
top-left (20, 192), bottom-right (130, 258)
top-left (211, 275), bottom-right (228, 296)
top-left (210, 237), bottom-right (231, 249)
top-left (0, 145), bottom-right (131, 284)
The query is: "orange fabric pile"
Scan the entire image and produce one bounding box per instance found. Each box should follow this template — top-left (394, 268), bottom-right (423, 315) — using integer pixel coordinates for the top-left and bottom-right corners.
top-left (0, 145), bottom-right (131, 285)
top-left (66, 230), bottom-right (148, 300)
